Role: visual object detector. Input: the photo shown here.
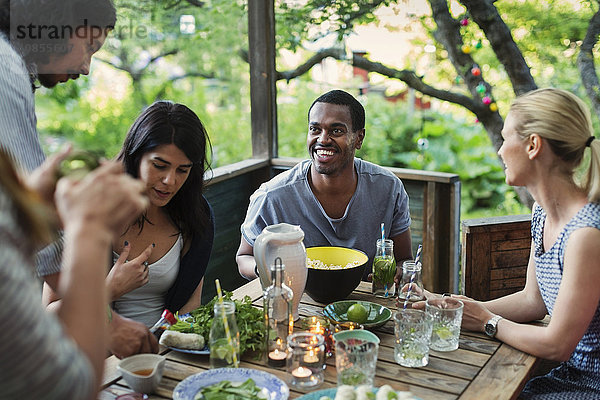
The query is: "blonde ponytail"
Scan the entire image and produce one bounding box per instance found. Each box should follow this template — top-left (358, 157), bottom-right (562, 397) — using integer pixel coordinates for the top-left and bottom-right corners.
top-left (584, 138), bottom-right (600, 202)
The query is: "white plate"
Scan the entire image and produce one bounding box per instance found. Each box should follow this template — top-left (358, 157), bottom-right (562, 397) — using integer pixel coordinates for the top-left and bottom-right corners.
top-left (173, 368), bottom-right (289, 400)
top-left (166, 345), bottom-right (209, 355)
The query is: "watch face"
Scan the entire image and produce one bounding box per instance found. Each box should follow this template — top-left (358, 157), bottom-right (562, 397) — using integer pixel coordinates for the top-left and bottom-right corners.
top-left (485, 323), bottom-right (495, 336)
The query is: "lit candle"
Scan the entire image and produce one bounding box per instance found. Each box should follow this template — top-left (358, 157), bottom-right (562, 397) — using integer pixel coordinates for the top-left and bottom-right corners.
top-left (303, 348), bottom-right (319, 364)
top-left (268, 348), bottom-right (287, 368)
top-left (291, 366), bottom-right (312, 378)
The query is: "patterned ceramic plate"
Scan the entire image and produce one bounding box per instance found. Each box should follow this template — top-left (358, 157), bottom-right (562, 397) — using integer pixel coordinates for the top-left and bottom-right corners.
top-left (172, 368), bottom-right (289, 400)
top-left (323, 300), bottom-right (392, 329)
top-left (165, 345), bottom-right (209, 355)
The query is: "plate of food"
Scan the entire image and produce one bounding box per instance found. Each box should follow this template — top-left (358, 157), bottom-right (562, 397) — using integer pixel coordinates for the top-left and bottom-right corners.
top-left (296, 385), bottom-right (420, 400)
top-left (172, 367), bottom-right (289, 400)
top-left (323, 300), bottom-right (392, 329)
top-left (159, 326), bottom-right (209, 355)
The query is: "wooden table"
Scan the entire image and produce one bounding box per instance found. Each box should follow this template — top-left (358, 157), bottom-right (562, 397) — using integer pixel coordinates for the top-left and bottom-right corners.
top-left (99, 280), bottom-right (540, 400)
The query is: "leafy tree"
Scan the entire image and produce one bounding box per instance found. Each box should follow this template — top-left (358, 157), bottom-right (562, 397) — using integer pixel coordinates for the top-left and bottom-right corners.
top-left (272, 0), bottom-right (600, 207)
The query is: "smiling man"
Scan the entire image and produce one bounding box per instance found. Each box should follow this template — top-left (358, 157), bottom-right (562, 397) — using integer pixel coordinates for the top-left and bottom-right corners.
top-left (236, 89), bottom-right (413, 282)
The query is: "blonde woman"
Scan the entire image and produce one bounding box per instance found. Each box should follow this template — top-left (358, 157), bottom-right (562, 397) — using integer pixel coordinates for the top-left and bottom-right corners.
top-left (418, 88), bottom-right (600, 399)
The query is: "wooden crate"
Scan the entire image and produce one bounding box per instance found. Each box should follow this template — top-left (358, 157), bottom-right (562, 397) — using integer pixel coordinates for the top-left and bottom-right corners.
top-left (461, 214), bottom-right (531, 301)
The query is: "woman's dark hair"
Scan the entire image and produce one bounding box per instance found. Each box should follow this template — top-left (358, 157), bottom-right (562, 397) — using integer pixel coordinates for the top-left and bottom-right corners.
top-left (117, 101), bottom-right (212, 239)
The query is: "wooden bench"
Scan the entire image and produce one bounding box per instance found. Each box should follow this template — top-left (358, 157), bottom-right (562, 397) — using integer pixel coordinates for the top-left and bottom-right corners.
top-left (461, 214), bottom-right (531, 301)
top-left (200, 157), bottom-right (461, 303)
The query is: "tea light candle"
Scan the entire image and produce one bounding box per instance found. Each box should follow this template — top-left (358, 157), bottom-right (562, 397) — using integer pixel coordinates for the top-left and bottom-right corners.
top-left (291, 366), bottom-right (312, 378)
top-left (268, 348), bottom-right (287, 368)
top-left (303, 348), bottom-right (319, 365)
top-left (287, 332), bottom-right (325, 389)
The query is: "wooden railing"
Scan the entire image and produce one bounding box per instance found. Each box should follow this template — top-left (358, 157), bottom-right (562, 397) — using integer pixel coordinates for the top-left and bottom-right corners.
top-left (461, 214), bottom-right (531, 301)
top-left (201, 158), bottom-right (461, 303)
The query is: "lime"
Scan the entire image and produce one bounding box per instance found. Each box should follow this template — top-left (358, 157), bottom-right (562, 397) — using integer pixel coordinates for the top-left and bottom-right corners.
top-left (347, 303), bottom-right (368, 324)
top-left (434, 325), bottom-right (453, 340)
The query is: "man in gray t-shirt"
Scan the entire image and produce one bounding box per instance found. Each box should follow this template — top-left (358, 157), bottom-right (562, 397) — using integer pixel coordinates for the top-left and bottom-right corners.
top-left (237, 89), bottom-right (413, 282)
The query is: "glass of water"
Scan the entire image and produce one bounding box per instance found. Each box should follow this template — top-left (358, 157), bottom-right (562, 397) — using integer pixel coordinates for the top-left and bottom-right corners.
top-left (426, 297), bottom-right (463, 352)
top-left (393, 309), bottom-right (432, 368)
top-left (334, 330), bottom-right (380, 387)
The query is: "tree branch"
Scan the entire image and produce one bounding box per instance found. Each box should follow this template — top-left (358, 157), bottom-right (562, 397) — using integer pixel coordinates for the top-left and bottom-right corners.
top-left (460, 0), bottom-right (537, 96)
top-left (578, 7), bottom-right (600, 118)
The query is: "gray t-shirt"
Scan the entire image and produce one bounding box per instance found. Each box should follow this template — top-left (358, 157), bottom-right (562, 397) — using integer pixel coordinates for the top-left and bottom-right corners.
top-left (241, 158), bottom-right (411, 268)
top-left (0, 34), bottom-right (63, 276)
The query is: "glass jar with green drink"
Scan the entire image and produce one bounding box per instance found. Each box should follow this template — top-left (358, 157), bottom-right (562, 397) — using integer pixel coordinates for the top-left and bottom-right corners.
top-left (209, 300), bottom-right (240, 368)
top-left (372, 239), bottom-right (396, 298)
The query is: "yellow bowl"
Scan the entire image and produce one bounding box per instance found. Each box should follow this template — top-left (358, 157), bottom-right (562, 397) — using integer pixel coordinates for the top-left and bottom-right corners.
top-left (305, 247), bottom-right (368, 304)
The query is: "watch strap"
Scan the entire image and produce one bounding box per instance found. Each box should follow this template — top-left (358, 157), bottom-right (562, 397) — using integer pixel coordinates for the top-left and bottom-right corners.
top-left (485, 314), bottom-right (503, 337)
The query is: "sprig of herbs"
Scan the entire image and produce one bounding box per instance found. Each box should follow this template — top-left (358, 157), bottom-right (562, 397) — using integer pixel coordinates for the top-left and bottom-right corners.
top-left (169, 291), bottom-right (265, 354)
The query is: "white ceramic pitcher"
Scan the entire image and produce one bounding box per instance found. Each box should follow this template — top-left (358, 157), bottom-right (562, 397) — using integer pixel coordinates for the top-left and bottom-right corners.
top-left (254, 223), bottom-right (307, 320)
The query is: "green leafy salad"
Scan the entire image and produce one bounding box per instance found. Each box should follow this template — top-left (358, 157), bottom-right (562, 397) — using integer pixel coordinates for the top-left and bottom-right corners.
top-left (194, 379), bottom-right (268, 400)
top-left (168, 291), bottom-right (265, 354)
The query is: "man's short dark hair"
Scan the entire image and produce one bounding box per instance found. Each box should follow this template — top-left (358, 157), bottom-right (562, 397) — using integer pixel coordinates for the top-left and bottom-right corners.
top-left (308, 89), bottom-right (365, 132)
top-left (0, 0), bottom-right (116, 66)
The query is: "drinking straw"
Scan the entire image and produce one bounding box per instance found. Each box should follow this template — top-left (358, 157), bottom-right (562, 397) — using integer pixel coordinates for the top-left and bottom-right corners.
top-left (215, 279), bottom-right (239, 367)
top-left (380, 223), bottom-right (385, 256)
top-left (403, 244), bottom-right (422, 309)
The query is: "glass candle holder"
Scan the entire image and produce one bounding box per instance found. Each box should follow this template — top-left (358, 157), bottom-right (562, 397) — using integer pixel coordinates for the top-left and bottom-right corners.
top-left (298, 316), bottom-right (333, 357)
top-left (287, 332), bottom-right (325, 389)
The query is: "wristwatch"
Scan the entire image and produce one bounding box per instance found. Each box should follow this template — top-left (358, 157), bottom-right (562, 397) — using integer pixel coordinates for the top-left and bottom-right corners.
top-left (484, 315), bottom-right (503, 338)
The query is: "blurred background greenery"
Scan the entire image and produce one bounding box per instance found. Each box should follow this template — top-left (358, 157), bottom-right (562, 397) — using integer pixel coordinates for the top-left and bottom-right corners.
top-left (35, 0), bottom-right (599, 219)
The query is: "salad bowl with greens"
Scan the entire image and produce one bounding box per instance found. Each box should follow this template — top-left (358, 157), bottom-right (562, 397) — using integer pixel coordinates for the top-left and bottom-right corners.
top-left (172, 368), bottom-right (289, 400)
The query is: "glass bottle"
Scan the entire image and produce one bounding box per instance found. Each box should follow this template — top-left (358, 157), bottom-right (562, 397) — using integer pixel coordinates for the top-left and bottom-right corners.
top-left (372, 239), bottom-right (396, 298)
top-left (209, 300), bottom-right (240, 368)
top-left (264, 257), bottom-right (294, 367)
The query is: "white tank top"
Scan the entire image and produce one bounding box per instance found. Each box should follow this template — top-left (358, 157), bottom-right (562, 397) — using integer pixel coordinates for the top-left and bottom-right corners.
top-left (112, 234), bottom-right (182, 327)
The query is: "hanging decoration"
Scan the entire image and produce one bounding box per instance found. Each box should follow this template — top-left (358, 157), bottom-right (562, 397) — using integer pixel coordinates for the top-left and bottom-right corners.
top-left (471, 65), bottom-right (481, 76)
top-left (460, 18), bottom-right (469, 26)
top-left (461, 44), bottom-right (472, 54)
top-left (489, 103), bottom-right (498, 112)
top-left (476, 83), bottom-right (486, 94)
top-left (482, 96), bottom-right (492, 105)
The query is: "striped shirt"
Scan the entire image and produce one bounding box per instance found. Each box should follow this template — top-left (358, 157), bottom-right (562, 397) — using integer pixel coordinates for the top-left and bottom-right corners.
top-left (0, 185), bottom-right (94, 399)
top-left (0, 33), bottom-right (63, 276)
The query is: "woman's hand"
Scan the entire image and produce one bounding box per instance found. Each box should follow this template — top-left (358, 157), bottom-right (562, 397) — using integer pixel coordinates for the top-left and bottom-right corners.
top-left (106, 242), bottom-right (154, 300)
top-left (55, 161), bottom-right (147, 238)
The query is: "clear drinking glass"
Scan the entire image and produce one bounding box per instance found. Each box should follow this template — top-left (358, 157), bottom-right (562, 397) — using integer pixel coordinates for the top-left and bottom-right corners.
top-left (394, 309), bottom-right (432, 368)
top-left (426, 297), bottom-right (463, 352)
top-left (334, 330), bottom-right (379, 387)
top-left (209, 300), bottom-right (240, 368)
top-left (397, 260), bottom-right (424, 302)
top-left (372, 239), bottom-right (396, 298)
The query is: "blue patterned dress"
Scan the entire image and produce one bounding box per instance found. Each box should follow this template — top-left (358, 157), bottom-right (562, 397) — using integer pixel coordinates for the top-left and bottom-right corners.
top-left (521, 202), bottom-right (600, 399)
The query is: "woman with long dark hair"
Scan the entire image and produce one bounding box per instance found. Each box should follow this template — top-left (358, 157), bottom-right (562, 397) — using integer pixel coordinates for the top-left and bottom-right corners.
top-left (46, 100), bottom-right (214, 327)
top-left (107, 100), bottom-right (214, 326)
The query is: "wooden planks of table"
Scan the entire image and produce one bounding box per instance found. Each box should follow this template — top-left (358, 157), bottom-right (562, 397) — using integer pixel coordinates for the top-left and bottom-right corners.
top-left (99, 279), bottom-right (540, 400)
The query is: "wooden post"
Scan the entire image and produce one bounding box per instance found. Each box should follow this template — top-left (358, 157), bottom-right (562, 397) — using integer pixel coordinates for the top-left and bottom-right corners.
top-left (247, 0), bottom-right (278, 159)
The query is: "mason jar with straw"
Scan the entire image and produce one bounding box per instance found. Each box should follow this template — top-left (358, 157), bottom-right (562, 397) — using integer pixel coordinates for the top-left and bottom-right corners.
top-left (209, 279), bottom-right (240, 368)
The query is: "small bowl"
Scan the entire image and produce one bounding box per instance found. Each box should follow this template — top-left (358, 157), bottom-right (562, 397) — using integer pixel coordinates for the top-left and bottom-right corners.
top-left (323, 300), bottom-right (392, 330)
top-left (305, 247), bottom-right (368, 304)
top-left (117, 354), bottom-right (166, 394)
